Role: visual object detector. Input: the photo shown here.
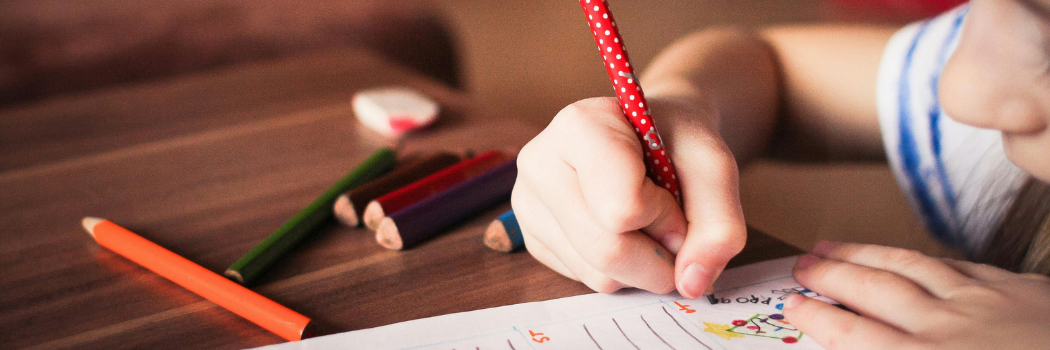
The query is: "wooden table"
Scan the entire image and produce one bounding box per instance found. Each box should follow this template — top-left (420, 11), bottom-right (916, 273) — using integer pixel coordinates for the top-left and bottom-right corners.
top-left (0, 47), bottom-right (801, 349)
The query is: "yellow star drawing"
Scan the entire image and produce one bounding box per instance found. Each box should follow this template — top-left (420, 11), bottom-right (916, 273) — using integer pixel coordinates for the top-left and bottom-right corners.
top-left (703, 322), bottom-right (745, 340)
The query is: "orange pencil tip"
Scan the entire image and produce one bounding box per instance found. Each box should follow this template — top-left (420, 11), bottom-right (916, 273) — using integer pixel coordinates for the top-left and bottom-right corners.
top-left (81, 217), bottom-right (104, 238)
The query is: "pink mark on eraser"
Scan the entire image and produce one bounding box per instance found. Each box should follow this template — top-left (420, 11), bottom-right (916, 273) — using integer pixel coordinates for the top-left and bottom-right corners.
top-left (352, 87), bottom-right (439, 137)
top-left (388, 115), bottom-right (427, 134)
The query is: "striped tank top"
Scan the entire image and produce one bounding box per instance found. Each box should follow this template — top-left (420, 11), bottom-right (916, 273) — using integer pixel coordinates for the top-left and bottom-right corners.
top-left (875, 5), bottom-right (1034, 258)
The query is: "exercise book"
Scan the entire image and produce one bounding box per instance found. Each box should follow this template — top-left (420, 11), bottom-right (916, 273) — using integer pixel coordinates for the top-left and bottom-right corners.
top-left (255, 256), bottom-right (832, 350)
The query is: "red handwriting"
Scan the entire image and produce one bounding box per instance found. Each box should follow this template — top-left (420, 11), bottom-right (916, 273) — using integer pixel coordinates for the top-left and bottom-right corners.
top-left (529, 330), bottom-right (550, 343)
top-left (674, 301), bottom-right (696, 313)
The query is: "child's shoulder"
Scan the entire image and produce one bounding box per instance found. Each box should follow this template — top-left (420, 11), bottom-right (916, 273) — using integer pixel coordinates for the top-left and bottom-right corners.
top-left (874, 4), bottom-right (1035, 259)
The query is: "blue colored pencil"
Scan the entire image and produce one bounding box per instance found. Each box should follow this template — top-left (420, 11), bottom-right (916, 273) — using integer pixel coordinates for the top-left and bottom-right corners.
top-left (484, 210), bottom-right (524, 253)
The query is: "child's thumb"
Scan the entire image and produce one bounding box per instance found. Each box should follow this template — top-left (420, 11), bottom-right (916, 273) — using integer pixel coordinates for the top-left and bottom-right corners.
top-left (670, 141), bottom-right (747, 299)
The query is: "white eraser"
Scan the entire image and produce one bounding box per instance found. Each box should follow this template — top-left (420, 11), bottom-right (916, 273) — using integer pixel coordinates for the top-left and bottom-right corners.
top-left (352, 87), bottom-right (440, 136)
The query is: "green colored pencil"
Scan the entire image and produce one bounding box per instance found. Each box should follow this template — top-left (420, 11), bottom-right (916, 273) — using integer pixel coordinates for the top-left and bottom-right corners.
top-left (226, 148), bottom-right (396, 285)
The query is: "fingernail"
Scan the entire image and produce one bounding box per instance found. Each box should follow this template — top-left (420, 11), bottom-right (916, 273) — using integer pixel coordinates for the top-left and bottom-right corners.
top-left (783, 293), bottom-right (805, 309)
top-left (796, 254), bottom-right (820, 270)
top-left (811, 241), bottom-right (836, 257)
top-left (678, 263), bottom-right (707, 299)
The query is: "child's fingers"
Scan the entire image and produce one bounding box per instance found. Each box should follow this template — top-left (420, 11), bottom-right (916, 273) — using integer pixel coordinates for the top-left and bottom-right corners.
top-left (512, 185), bottom-right (576, 280)
top-left (638, 178), bottom-right (687, 254)
top-left (812, 241), bottom-right (971, 298)
top-left (554, 97), bottom-right (686, 247)
top-left (783, 294), bottom-right (912, 350)
top-left (553, 105), bottom-right (688, 254)
top-left (520, 232), bottom-right (578, 281)
top-left (512, 182), bottom-right (626, 292)
top-left (546, 164), bottom-right (677, 294)
top-left (518, 148), bottom-right (677, 294)
top-left (938, 258), bottom-right (1017, 282)
top-left (668, 134), bottom-right (747, 299)
top-left (792, 254), bottom-right (943, 332)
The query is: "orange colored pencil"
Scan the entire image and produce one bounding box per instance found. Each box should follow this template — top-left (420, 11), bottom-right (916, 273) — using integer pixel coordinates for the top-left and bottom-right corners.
top-left (81, 217), bottom-right (314, 341)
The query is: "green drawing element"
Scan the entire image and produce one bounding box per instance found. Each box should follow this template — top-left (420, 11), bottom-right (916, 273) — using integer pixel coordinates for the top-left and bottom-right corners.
top-left (226, 148), bottom-right (397, 285)
top-left (728, 313), bottom-right (804, 342)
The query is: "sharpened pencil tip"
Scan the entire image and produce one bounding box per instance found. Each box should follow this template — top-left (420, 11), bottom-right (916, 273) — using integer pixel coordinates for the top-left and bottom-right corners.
top-left (333, 194), bottom-right (358, 227)
top-left (225, 270), bottom-right (245, 284)
top-left (375, 217), bottom-right (403, 250)
top-left (483, 220), bottom-right (511, 253)
top-left (706, 294), bottom-right (718, 305)
top-left (82, 217), bottom-right (104, 237)
top-left (363, 200), bottom-right (386, 230)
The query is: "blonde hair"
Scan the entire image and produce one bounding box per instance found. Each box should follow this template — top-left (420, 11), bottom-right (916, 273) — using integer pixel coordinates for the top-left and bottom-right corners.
top-left (976, 179), bottom-right (1050, 275)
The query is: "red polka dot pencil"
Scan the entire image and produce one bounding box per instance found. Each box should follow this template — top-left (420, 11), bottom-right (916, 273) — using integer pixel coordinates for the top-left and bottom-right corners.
top-left (578, 0), bottom-right (681, 203)
top-left (579, 0), bottom-right (715, 303)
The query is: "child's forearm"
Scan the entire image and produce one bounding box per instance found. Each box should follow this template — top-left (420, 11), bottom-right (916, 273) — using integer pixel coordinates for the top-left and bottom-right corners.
top-left (642, 28), bottom-right (779, 165)
top-left (642, 26), bottom-right (897, 165)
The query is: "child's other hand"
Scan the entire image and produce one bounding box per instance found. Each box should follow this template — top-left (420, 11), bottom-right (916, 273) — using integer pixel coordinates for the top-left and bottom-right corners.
top-left (785, 241), bottom-right (1050, 350)
top-left (511, 96), bottom-right (746, 298)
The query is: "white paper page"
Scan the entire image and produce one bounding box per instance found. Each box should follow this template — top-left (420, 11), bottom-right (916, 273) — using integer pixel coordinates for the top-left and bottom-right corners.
top-left (257, 256), bottom-right (834, 350)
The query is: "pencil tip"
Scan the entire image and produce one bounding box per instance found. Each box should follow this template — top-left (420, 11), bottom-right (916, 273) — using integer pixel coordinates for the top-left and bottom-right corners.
top-left (81, 217), bottom-right (103, 237)
top-left (225, 270), bottom-right (245, 284)
top-left (362, 201), bottom-right (385, 230)
top-left (483, 220), bottom-right (511, 252)
top-left (333, 194), bottom-right (358, 227)
top-left (375, 217), bottom-right (403, 250)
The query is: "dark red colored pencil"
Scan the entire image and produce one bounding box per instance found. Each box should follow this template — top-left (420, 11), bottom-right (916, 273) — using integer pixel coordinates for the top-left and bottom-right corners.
top-left (362, 150), bottom-right (508, 230)
top-left (376, 159), bottom-right (517, 250)
top-left (333, 152), bottom-right (461, 227)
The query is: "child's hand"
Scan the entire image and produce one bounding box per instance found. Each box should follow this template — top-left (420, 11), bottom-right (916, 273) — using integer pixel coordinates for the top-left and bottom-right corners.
top-left (511, 96), bottom-right (747, 298)
top-left (785, 241), bottom-right (1050, 350)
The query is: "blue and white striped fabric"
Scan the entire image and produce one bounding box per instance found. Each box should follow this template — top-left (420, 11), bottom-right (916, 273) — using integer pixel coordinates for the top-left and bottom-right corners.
top-left (876, 5), bottom-right (1030, 256)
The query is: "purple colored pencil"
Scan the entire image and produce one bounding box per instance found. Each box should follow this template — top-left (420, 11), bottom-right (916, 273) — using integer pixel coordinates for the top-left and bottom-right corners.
top-left (375, 158), bottom-right (517, 250)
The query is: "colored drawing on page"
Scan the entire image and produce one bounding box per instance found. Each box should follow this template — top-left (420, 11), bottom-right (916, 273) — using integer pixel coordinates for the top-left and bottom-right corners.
top-left (702, 322), bottom-right (745, 341)
top-left (727, 313), bottom-right (803, 344)
top-left (772, 286), bottom-right (820, 300)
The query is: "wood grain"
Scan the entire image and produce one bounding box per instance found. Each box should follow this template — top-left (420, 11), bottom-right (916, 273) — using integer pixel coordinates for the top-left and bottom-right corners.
top-left (0, 47), bottom-right (798, 349)
top-left (0, 48), bottom-right (469, 173)
top-left (0, 0), bottom-right (460, 105)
